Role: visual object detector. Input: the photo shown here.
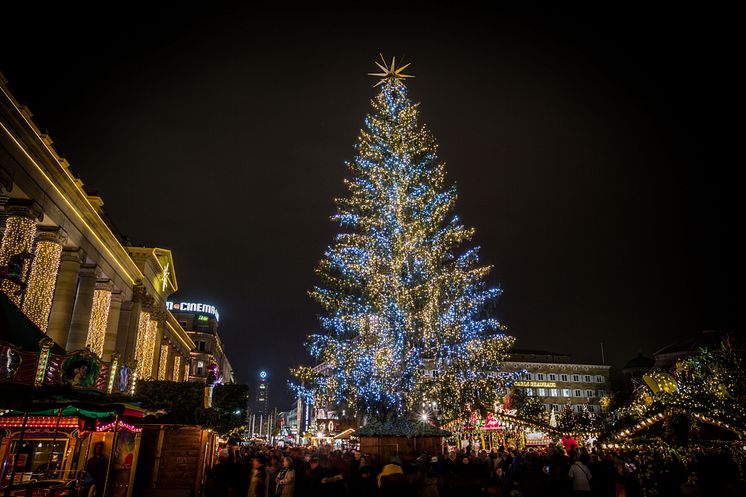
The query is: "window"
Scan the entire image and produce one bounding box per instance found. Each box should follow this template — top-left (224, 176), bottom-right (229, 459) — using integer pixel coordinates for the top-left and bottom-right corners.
top-left (586, 390), bottom-right (594, 397)
top-left (562, 389), bottom-right (571, 397)
top-left (197, 341), bottom-right (206, 352)
top-left (597, 389), bottom-right (606, 397)
top-left (527, 373), bottom-right (534, 380)
top-left (574, 389), bottom-right (582, 397)
top-left (536, 373), bottom-right (545, 380)
top-left (526, 388), bottom-right (534, 396)
top-left (560, 374), bottom-right (568, 382)
top-left (550, 388), bottom-right (559, 397)
top-left (548, 374), bottom-right (557, 381)
top-left (584, 375), bottom-right (591, 383)
top-left (595, 375), bottom-right (605, 383)
top-left (179, 321), bottom-right (188, 328)
top-left (197, 360), bottom-right (204, 376)
top-left (551, 404), bottom-right (560, 411)
top-left (538, 388), bottom-right (546, 396)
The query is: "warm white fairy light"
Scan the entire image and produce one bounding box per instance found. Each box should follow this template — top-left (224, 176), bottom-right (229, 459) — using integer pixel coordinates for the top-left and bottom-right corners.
top-left (21, 239), bottom-right (62, 330)
top-left (0, 215), bottom-right (36, 304)
top-left (135, 311), bottom-right (157, 378)
top-left (158, 344), bottom-right (168, 380)
top-left (184, 362), bottom-right (190, 382)
top-left (173, 355), bottom-right (181, 382)
top-left (85, 288), bottom-right (112, 357)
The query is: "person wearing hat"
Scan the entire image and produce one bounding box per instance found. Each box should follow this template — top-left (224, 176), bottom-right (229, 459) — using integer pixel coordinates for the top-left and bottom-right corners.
top-left (247, 453), bottom-right (269, 497)
top-left (377, 455), bottom-right (408, 495)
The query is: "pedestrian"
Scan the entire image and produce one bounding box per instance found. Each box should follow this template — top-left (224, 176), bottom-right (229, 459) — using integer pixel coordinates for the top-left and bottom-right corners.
top-left (275, 456), bottom-right (295, 497)
top-left (82, 441), bottom-right (108, 497)
top-left (568, 453), bottom-right (593, 496)
top-left (248, 453), bottom-right (270, 497)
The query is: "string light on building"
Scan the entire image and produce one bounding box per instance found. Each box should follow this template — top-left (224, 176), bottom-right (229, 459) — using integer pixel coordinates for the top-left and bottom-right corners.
top-left (184, 362), bottom-right (190, 382)
top-left (158, 344), bottom-right (168, 380)
top-left (173, 355), bottom-right (181, 382)
top-left (35, 338), bottom-right (54, 387)
top-left (85, 288), bottom-right (112, 357)
top-left (21, 237), bottom-right (63, 330)
top-left (0, 214), bottom-right (37, 303)
top-left (107, 354), bottom-right (119, 394)
top-left (96, 420), bottom-right (142, 433)
top-left (0, 417), bottom-right (79, 429)
top-left (135, 311), bottom-right (154, 378)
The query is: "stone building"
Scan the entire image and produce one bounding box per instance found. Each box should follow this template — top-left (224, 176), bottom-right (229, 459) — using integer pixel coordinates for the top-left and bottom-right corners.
top-left (168, 300), bottom-right (235, 384)
top-left (503, 349), bottom-right (612, 414)
top-left (0, 72), bottom-right (194, 381)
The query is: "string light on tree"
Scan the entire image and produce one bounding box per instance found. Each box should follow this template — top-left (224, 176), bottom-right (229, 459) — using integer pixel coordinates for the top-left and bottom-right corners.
top-left (293, 57), bottom-right (514, 423)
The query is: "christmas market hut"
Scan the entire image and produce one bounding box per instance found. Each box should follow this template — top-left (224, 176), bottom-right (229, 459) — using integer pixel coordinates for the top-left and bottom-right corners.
top-left (356, 419), bottom-right (450, 464)
top-left (441, 408), bottom-right (563, 451)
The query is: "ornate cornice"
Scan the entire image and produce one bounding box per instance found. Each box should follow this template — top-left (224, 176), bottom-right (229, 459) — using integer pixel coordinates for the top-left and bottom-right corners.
top-left (4, 198), bottom-right (43, 221)
top-left (35, 226), bottom-right (67, 245)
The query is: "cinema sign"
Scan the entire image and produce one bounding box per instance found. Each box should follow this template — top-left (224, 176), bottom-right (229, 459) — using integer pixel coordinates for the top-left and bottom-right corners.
top-left (166, 301), bottom-right (220, 321)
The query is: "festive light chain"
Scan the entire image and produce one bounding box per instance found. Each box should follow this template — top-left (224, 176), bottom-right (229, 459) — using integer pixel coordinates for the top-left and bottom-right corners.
top-left (135, 312), bottom-right (154, 378)
top-left (21, 239), bottom-right (62, 330)
top-left (173, 355), bottom-right (181, 382)
top-left (184, 362), bottom-right (190, 382)
top-left (158, 344), bottom-right (168, 380)
top-left (96, 420), bottom-right (142, 433)
top-left (0, 416), bottom-right (79, 429)
top-left (34, 339), bottom-right (53, 387)
top-left (0, 215), bottom-right (37, 303)
top-left (85, 288), bottom-right (111, 357)
top-left (107, 356), bottom-right (119, 394)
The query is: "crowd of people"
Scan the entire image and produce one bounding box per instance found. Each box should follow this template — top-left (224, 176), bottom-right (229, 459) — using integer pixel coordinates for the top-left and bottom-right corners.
top-left (204, 442), bottom-right (649, 497)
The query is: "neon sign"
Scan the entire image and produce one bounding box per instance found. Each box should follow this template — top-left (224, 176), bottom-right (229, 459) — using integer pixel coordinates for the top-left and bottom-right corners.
top-left (167, 301), bottom-right (219, 321)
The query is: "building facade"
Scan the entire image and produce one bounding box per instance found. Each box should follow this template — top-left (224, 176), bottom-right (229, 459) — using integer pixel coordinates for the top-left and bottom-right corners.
top-left (0, 72), bottom-right (194, 381)
top-left (503, 349), bottom-right (612, 414)
top-left (168, 300), bottom-right (235, 384)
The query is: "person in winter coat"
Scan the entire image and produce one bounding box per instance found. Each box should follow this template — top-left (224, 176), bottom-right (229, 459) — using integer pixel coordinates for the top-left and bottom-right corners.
top-left (568, 453), bottom-right (593, 496)
top-left (274, 457), bottom-right (295, 497)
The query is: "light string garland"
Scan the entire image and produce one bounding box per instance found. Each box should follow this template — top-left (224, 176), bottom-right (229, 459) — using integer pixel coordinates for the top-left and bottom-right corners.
top-left (21, 239), bottom-right (62, 330)
top-left (0, 215), bottom-right (36, 304)
top-left (292, 66), bottom-right (513, 423)
top-left (173, 355), bottom-right (181, 382)
top-left (158, 344), bottom-right (168, 380)
top-left (135, 312), bottom-right (154, 378)
top-left (85, 288), bottom-right (112, 357)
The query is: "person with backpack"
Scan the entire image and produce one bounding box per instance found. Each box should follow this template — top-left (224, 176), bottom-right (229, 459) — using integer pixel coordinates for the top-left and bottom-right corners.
top-left (568, 453), bottom-right (592, 496)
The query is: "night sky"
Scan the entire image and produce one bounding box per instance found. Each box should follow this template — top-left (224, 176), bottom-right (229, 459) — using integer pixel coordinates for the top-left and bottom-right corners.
top-left (1, 6), bottom-right (740, 408)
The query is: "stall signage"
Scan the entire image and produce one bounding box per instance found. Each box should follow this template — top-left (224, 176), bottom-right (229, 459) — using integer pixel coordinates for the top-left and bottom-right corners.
top-left (514, 380), bottom-right (556, 388)
top-left (484, 414), bottom-right (500, 430)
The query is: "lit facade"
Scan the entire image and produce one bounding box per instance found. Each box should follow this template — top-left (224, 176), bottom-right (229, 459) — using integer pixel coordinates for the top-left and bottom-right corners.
top-left (0, 72), bottom-right (194, 380)
top-left (169, 301), bottom-right (235, 384)
top-left (503, 350), bottom-right (611, 413)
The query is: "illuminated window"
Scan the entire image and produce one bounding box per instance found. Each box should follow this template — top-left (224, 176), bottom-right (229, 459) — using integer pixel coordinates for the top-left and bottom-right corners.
top-left (538, 388), bottom-right (546, 396)
top-left (526, 388), bottom-right (534, 396)
top-left (562, 389), bottom-right (571, 397)
top-left (550, 388), bottom-right (559, 397)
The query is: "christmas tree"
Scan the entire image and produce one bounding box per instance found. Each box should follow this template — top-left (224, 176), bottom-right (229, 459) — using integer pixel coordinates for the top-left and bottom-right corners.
top-left (301, 57), bottom-right (514, 423)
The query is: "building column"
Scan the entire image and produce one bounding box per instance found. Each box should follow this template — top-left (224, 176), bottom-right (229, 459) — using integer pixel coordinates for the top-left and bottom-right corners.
top-left (150, 314), bottom-right (165, 380)
top-left (21, 227), bottom-right (66, 331)
top-left (0, 199), bottom-right (43, 304)
top-left (85, 280), bottom-right (113, 358)
top-left (172, 354), bottom-right (183, 382)
top-left (47, 249), bottom-right (84, 347)
top-left (66, 263), bottom-right (97, 351)
top-left (103, 291), bottom-right (123, 360)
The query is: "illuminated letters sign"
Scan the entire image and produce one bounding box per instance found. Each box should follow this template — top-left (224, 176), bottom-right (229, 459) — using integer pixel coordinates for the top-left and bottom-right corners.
top-left (514, 380), bottom-right (557, 388)
top-left (167, 301), bottom-right (219, 321)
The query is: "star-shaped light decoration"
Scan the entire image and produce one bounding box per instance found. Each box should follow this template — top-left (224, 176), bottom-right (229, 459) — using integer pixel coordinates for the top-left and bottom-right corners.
top-left (368, 54), bottom-right (415, 87)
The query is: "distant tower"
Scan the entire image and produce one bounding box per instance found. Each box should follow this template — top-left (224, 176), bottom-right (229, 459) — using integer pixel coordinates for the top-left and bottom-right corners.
top-left (255, 370), bottom-right (269, 415)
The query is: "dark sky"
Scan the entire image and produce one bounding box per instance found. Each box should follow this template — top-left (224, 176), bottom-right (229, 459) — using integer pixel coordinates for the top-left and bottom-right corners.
top-left (1, 6), bottom-right (740, 408)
